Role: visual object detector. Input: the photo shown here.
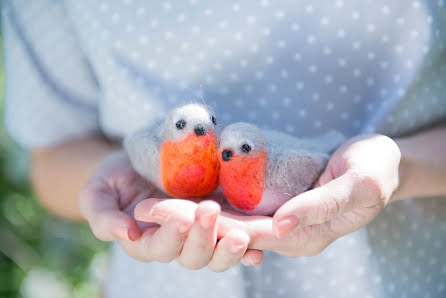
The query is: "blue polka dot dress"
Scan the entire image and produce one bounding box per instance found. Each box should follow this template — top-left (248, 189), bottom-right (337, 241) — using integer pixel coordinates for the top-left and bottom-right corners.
top-left (3, 0), bottom-right (446, 297)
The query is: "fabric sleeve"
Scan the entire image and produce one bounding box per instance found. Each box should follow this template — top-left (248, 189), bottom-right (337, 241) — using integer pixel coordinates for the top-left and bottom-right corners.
top-left (2, 0), bottom-right (101, 149)
top-left (375, 3), bottom-right (446, 137)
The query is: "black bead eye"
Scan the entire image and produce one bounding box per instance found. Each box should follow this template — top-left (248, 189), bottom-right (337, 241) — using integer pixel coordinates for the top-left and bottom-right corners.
top-left (211, 115), bottom-right (217, 126)
top-left (241, 143), bottom-right (252, 154)
top-left (222, 150), bottom-right (233, 162)
top-left (176, 119), bottom-right (186, 130)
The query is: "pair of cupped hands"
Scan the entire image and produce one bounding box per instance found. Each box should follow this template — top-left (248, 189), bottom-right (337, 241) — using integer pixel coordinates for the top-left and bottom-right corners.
top-left (79, 133), bottom-right (401, 272)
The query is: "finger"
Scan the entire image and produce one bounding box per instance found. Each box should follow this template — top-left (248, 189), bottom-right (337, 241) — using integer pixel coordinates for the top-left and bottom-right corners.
top-left (90, 209), bottom-right (141, 242)
top-left (217, 212), bottom-right (327, 257)
top-left (135, 199), bottom-right (197, 263)
top-left (134, 198), bottom-right (197, 224)
top-left (177, 201), bottom-right (220, 270)
top-left (273, 171), bottom-right (373, 238)
top-left (208, 229), bottom-right (250, 273)
top-left (218, 213), bottom-right (282, 252)
top-left (148, 215), bottom-right (195, 263)
top-left (78, 179), bottom-right (119, 220)
top-left (118, 227), bottom-right (159, 262)
top-left (78, 182), bottom-right (142, 242)
top-left (314, 164), bottom-right (335, 188)
top-left (241, 250), bottom-right (264, 267)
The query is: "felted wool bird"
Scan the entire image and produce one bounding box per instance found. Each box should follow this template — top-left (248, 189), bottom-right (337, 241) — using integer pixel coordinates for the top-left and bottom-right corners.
top-left (218, 122), bottom-right (345, 215)
top-left (124, 103), bottom-right (220, 198)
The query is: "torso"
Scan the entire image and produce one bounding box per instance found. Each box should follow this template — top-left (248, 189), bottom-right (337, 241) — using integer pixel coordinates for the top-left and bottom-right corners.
top-left (58, 1), bottom-right (446, 297)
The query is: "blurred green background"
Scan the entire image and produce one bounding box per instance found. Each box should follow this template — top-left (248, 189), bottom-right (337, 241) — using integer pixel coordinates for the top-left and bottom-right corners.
top-left (0, 41), bottom-right (108, 298)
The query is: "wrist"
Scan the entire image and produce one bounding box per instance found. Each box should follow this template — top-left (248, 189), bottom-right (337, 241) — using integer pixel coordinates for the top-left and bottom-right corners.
top-left (390, 138), bottom-right (414, 202)
top-left (391, 134), bottom-right (446, 202)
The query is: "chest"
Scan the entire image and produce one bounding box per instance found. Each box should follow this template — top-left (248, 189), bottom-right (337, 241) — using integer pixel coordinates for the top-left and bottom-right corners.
top-left (66, 0), bottom-right (434, 138)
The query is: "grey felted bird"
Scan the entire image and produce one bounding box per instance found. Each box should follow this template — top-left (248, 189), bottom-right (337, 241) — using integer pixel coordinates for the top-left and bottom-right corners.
top-left (124, 103), bottom-right (220, 198)
top-left (218, 122), bottom-right (345, 215)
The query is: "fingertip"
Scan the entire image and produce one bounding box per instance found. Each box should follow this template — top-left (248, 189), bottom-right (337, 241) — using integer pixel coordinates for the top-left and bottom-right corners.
top-left (242, 250), bottom-right (264, 266)
top-left (197, 200), bottom-right (221, 214)
top-left (128, 221), bottom-right (142, 242)
top-left (110, 217), bottom-right (142, 242)
top-left (112, 226), bottom-right (131, 242)
top-left (272, 215), bottom-right (300, 239)
top-left (252, 251), bottom-right (264, 266)
top-left (134, 198), bottom-right (163, 221)
top-left (240, 258), bottom-right (251, 266)
top-left (197, 200), bottom-right (221, 229)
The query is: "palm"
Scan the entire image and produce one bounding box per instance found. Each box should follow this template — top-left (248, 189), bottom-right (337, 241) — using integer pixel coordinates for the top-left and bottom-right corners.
top-left (79, 151), bottom-right (164, 241)
top-left (217, 134), bottom-right (400, 257)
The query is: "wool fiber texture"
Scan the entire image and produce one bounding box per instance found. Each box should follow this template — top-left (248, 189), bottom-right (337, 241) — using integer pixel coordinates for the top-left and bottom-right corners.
top-left (219, 122), bottom-right (345, 215)
top-left (124, 103), bottom-right (219, 198)
top-left (161, 131), bottom-right (219, 197)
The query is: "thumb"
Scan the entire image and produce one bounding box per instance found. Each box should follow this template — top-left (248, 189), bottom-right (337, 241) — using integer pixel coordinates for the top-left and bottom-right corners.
top-left (273, 171), bottom-right (367, 238)
top-left (79, 181), bottom-right (141, 242)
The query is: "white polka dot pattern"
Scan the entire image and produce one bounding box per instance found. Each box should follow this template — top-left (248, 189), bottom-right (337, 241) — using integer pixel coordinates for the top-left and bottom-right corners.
top-left (2, 1), bottom-right (446, 297)
top-left (62, 0), bottom-right (445, 139)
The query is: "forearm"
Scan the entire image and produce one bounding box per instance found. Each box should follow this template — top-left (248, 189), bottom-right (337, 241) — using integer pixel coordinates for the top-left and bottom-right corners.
top-left (392, 126), bottom-right (446, 201)
top-left (30, 136), bottom-right (119, 221)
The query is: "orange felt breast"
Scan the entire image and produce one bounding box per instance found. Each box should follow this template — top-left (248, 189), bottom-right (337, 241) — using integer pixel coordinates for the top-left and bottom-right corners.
top-left (219, 151), bottom-right (266, 211)
top-left (161, 132), bottom-right (219, 198)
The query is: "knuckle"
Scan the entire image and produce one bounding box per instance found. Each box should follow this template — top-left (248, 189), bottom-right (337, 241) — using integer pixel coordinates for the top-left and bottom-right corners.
top-left (183, 217), bottom-right (196, 229)
top-left (158, 256), bottom-right (176, 264)
top-left (149, 248), bottom-right (179, 264)
top-left (90, 226), bottom-right (110, 242)
top-left (209, 265), bottom-right (229, 273)
top-left (89, 215), bottom-right (110, 241)
top-left (129, 255), bottom-right (151, 263)
top-left (122, 245), bottom-right (152, 263)
top-left (304, 243), bottom-right (327, 257)
top-left (90, 228), bottom-right (103, 241)
top-left (349, 170), bottom-right (386, 205)
top-left (362, 175), bottom-right (384, 200)
top-left (179, 259), bottom-right (207, 271)
top-left (348, 169), bottom-right (364, 186)
top-left (318, 196), bottom-right (342, 223)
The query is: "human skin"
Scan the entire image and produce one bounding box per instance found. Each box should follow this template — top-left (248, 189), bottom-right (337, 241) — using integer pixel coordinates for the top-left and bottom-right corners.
top-left (31, 138), bottom-right (263, 271)
top-left (131, 126), bottom-right (446, 257)
top-left (31, 126), bottom-right (446, 266)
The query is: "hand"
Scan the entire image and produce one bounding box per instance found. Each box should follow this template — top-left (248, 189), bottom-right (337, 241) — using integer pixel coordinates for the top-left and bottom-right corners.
top-left (79, 151), bottom-right (263, 271)
top-left (217, 134), bottom-right (401, 257)
top-left (134, 198), bottom-right (264, 272)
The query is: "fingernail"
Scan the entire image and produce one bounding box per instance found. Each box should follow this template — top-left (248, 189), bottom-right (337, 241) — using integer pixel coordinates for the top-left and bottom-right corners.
top-left (241, 257), bottom-right (261, 267)
top-left (241, 259), bottom-right (251, 267)
top-left (150, 208), bottom-right (169, 222)
top-left (177, 222), bottom-right (191, 234)
top-left (134, 214), bottom-right (152, 222)
top-left (199, 212), bottom-right (218, 229)
top-left (275, 215), bottom-right (300, 238)
top-left (128, 228), bottom-right (141, 242)
top-left (114, 226), bottom-right (130, 241)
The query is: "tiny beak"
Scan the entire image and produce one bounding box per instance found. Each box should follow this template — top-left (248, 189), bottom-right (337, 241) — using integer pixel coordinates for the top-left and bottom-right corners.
top-left (194, 124), bottom-right (207, 136)
top-left (221, 149), bottom-right (233, 162)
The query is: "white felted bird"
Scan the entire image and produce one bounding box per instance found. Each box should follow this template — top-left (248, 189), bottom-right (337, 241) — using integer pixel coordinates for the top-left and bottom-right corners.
top-left (218, 122), bottom-right (345, 215)
top-left (124, 104), bottom-right (220, 198)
